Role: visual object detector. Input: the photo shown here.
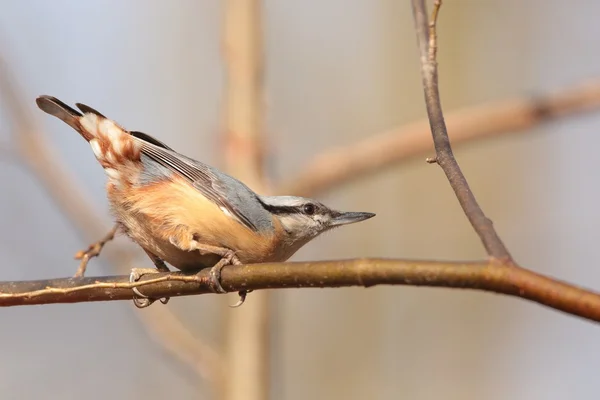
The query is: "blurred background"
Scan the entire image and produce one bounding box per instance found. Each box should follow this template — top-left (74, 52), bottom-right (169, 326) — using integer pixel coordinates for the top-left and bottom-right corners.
top-left (0, 1), bottom-right (599, 399)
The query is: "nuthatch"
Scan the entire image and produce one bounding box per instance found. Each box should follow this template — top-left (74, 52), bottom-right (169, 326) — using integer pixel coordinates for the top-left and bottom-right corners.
top-left (36, 95), bottom-right (375, 307)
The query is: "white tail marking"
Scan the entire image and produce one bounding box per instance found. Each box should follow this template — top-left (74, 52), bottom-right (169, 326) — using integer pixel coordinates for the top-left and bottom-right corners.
top-left (105, 168), bottom-right (120, 181)
top-left (90, 139), bottom-right (103, 159)
top-left (80, 114), bottom-right (100, 137)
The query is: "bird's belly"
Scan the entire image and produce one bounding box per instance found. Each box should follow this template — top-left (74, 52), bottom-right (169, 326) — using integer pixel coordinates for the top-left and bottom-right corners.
top-left (147, 237), bottom-right (222, 271)
top-left (109, 177), bottom-right (283, 270)
top-left (112, 200), bottom-right (284, 271)
top-left (118, 214), bottom-right (218, 270)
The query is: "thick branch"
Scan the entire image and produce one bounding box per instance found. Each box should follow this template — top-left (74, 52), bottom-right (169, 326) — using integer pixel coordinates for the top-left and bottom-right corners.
top-left (411, 0), bottom-right (511, 260)
top-left (1, 260), bottom-right (599, 322)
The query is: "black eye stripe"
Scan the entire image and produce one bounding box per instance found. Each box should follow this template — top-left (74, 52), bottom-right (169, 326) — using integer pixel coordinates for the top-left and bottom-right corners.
top-left (261, 202), bottom-right (323, 216)
top-left (260, 204), bottom-right (300, 215)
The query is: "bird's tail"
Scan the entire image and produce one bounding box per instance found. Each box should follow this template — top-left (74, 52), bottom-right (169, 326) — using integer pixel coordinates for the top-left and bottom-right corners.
top-left (36, 95), bottom-right (96, 141)
top-left (35, 95), bottom-right (143, 184)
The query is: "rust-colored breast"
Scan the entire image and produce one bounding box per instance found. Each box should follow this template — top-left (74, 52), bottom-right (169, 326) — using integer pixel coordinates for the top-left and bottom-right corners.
top-left (110, 175), bottom-right (281, 270)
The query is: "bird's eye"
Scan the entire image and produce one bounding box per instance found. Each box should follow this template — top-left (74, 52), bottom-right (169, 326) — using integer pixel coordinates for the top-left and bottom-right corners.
top-left (303, 203), bottom-right (316, 215)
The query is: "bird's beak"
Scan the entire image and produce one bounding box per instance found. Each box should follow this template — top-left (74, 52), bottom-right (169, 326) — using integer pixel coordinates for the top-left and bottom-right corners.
top-left (330, 211), bottom-right (376, 227)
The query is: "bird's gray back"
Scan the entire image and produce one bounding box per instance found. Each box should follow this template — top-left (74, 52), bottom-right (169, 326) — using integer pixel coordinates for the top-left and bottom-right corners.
top-left (138, 148), bottom-right (274, 233)
top-left (198, 162), bottom-right (275, 232)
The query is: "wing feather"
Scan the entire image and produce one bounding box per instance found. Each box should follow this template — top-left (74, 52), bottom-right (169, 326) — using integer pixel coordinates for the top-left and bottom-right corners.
top-left (137, 141), bottom-right (258, 231)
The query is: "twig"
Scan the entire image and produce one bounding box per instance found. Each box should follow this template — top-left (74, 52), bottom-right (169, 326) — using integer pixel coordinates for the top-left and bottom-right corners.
top-left (428, 0), bottom-right (442, 62)
top-left (280, 80), bottom-right (600, 198)
top-left (1, 258), bottom-right (599, 322)
top-left (221, 1), bottom-right (270, 400)
top-left (405, 2), bottom-right (600, 330)
top-left (411, 0), bottom-right (511, 261)
top-left (73, 224), bottom-right (119, 277)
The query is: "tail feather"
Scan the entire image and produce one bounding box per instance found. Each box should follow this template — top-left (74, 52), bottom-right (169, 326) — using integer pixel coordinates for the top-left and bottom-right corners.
top-left (36, 95), bottom-right (94, 141)
top-left (76, 102), bottom-right (107, 118)
top-left (36, 95), bottom-right (143, 187)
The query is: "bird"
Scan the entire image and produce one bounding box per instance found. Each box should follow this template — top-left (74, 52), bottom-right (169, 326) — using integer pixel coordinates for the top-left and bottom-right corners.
top-left (35, 95), bottom-right (376, 308)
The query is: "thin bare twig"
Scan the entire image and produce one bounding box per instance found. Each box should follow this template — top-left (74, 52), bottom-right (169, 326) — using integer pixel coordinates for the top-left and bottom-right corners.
top-left (1, 258), bottom-right (600, 323)
top-left (411, 0), bottom-right (511, 261)
top-left (405, 1), bottom-right (600, 326)
top-left (73, 224), bottom-right (119, 277)
top-left (428, 0), bottom-right (442, 62)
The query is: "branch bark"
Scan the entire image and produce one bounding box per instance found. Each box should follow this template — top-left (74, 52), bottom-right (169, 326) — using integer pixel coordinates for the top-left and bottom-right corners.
top-left (1, 259), bottom-right (600, 322)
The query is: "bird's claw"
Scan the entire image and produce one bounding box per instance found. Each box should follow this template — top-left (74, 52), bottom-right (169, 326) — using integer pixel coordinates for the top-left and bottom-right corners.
top-left (206, 252), bottom-right (251, 307)
top-left (133, 297), bottom-right (154, 309)
top-left (129, 268), bottom-right (170, 308)
top-left (229, 290), bottom-right (248, 308)
top-left (209, 265), bottom-right (227, 294)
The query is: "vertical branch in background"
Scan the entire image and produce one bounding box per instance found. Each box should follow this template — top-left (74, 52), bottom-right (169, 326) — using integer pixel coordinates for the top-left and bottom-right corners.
top-left (221, 1), bottom-right (270, 400)
top-left (222, 0), bottom-right (267, 187)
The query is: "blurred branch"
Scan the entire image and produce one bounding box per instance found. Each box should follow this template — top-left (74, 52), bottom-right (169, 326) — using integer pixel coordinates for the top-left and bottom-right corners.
top-left (282, 80), bottom-right (600, 197)
top-left (222, 1), bottom-right (266, 188)
top-left (0, 57), bottom-right (225, 394)
top-left (1, 259), bottom-right (600, 323)
top-left (411, 0), bottom-right (511, 260)
top-left (0, 58), bottom-right (115, 243)
top-left (221, 1), bottom-right (269, 400)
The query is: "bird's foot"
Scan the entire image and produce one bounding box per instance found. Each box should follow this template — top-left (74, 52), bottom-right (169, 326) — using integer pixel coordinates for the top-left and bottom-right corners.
top-left (129, 267), bottom-right (170, 309)
top-left (206, 251), bottom-right (248, 307)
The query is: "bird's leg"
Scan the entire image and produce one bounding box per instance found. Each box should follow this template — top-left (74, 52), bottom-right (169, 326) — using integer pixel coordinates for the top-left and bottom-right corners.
top-left (129, 249), bottom-right (171, 309)
top-left (73, 224), bottom-right (119, 277)
top-left (169, 235), bottom-right (248, 306)
top-left (190, 242), bottom-right (247, 307)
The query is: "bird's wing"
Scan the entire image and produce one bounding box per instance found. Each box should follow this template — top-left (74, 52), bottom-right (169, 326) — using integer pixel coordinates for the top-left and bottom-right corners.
top-left (129, 131), bottom-right (175, 151)
top-left (137, 141), bottom-right (259, 232)
top-left (49, 99), bottom-right (258, 231)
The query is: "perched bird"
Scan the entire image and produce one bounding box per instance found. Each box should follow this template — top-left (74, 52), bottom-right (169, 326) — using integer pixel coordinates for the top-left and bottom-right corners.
top-left (36, 95), bottom-right (375, 307)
